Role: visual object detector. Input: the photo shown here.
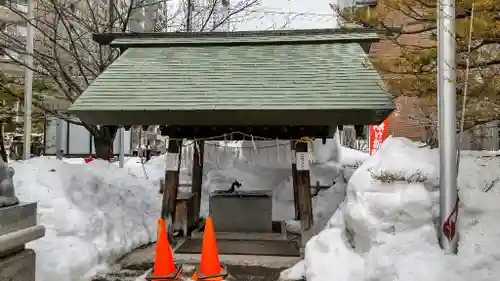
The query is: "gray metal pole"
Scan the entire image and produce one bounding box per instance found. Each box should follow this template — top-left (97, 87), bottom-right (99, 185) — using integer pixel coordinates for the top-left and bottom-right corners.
top-left (55, 118), bottom-right (63, 160)
top-left (22, 0), bottom-right (34, 160)
top-left (437, 0), bottom-right (444, 145)
top-left (186, 0), bottom-right (192, 31)
top-left (438, 0), bottom-right (459, 254)
top-left (437, 0), bottom-right (444, 196)
top-left (119, 127), bottom-right (125, 168)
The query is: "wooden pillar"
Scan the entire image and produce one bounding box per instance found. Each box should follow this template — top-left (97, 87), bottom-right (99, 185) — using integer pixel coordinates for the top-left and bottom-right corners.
top-left (295, 141), bottom-right (313, 234)
top-left (191, 140), bottom-right (204, 224)
top-left (291, 141), bottom-right (300, 220)
top-left (161, 139), bottom-right (182, 229)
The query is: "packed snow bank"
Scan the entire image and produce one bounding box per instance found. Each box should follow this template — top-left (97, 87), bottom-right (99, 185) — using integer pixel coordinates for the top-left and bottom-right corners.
top-left (12, 157), bottom-right (160, 281)
top-left (282, 137), bottom-right (500, 281)
top-left (344, 138), bottom-right (439, 253)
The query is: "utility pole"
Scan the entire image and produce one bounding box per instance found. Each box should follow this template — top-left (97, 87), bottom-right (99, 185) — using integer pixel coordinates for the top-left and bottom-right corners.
top-left (23, 0), bottom-right (34, 160)
top-left (186, 0), bottom-right (192, 31)
top-left (108, 0), bottom-right (115, 32)
top-left (55, 119), bottom-right (63, 159)
top-left (119, 127), bottom-right (125, 168)
top-left (438, 0), bottom-right (459, 254)
top-left (221, 0), bottom-right (231, 30)
top-left (106, 0), bottom-right (126, 167)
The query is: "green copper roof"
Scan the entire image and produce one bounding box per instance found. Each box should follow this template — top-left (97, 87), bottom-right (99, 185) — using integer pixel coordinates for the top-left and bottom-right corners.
top-left (69, 29), bottom-right (394, 126)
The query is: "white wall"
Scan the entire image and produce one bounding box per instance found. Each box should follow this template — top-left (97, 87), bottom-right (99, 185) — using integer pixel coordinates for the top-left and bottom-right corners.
top-left (45, 117), bottom-right (132, 156)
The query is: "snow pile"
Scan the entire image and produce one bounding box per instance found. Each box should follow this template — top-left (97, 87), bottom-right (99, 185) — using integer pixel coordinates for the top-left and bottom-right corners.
top-left (344, 138), bottom-right (438, 253)
top-left (12, 157), bottom-right (161, 281)
top-left (282, 137), bottom-right (500, 281)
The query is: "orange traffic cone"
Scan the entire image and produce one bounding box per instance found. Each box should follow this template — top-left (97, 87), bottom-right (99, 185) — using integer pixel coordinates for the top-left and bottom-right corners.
top-left (192, 217), bottom-right (228, 281)
top-left (147, 219), bottom-right (181, 281)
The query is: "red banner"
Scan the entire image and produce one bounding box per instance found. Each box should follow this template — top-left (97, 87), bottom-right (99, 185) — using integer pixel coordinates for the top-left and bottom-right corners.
top-left (369, 118), bottom-right (389, 155)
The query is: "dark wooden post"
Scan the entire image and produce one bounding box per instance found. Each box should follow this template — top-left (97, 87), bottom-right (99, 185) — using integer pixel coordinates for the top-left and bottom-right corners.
top-left (291, 141), bottom-right (300, 220)
top-left (191, 140), bottom-right (204, 225)
top-left (162, 139), bottom-right (182, 231)
top-left (295, 141), bottom-right (313, 235)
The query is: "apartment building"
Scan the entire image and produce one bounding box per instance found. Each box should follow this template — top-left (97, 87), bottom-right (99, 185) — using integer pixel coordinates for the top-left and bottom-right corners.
top-left (0, 0), bottom-right (169, 109)
top-left (1, 0), bottom-right (168, 55)
top-left (159, 0), bottom-right (232, 32)
top-left (0, 0), bottom-right (25, 74)
top-left (0, 0), bottom-right (170, 156)
top-left (125, 0), bottom-right (169, 32)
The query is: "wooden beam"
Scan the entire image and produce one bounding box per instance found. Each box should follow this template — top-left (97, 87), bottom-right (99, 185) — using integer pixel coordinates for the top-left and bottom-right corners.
top-left (295, 141), bottom-right (313, 235)
top-left (159, 125), bottom-right (332, 139)
top-left (291, 141), bottom-right (300, 220)
top-left (161, 139), bottom-right (182, 241)
top-left (191, 140), bottom-right (204, 225)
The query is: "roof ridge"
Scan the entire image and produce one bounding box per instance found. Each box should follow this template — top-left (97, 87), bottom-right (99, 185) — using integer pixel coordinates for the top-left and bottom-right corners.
top-left (93, 28), bottom-right (379, 46)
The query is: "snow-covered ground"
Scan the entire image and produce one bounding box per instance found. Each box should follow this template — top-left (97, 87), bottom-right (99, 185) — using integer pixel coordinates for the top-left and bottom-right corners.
top-left (281, 137), bottom-right (500, 281)
top-left (12, 158), bottom-right (161, 281)
top-left (11, 134), bottom-right (500, 281)
top-left (12, 136), bottom-right (347, 281)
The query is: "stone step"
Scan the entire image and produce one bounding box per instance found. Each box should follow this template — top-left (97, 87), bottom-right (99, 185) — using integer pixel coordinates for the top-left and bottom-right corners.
top-left (0, 202), bottom-right (37, 236)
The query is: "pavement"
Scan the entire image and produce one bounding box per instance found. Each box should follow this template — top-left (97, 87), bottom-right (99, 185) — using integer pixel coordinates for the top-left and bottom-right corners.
top-left (91, 243), bottom-right (301, 281)
top-left (225, 264), bottom-right (288, 281)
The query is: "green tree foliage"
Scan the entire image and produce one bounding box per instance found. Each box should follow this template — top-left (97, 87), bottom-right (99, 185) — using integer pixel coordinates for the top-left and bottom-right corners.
top-left (340, 0), bottom-right (500, 135)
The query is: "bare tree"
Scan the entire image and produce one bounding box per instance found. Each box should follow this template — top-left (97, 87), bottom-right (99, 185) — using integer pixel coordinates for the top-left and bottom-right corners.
top-left (162, 0), bottom-right (259, 32)
top-left (0, 0), bottom-right (260, 159)
top-left (0, 73), bottom-right (47, 161)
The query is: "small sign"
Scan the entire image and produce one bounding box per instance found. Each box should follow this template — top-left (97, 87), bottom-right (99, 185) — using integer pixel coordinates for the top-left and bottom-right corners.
top-left (296, 152), bottom-right (309, 171)
top-left (369, 118), bottom-right (389, 156)
top-left (291, 150), bottom-right (296, 164)
top-left (166, 153), bottom-right (179, 171)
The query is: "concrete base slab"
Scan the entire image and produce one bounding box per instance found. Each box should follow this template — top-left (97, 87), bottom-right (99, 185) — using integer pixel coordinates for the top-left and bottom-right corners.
top-left (119, 243), bottom-right (300, 271)
top-left (135, 263), bottom-right (285, 281)
top-left (0, 249), bottom-right (36, 281)
top-left (116, 243), bottom-right (297, 281)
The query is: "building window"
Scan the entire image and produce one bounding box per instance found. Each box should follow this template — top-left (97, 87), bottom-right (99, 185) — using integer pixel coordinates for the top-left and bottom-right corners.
top-left (16, 24), bottom-right (26, 37)
top-left (1, 0), bottom-right (28, 13)
top-left (354, 0), bottom-right (377, 8)
top-left (8, 0), bottom-right (28, 6)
